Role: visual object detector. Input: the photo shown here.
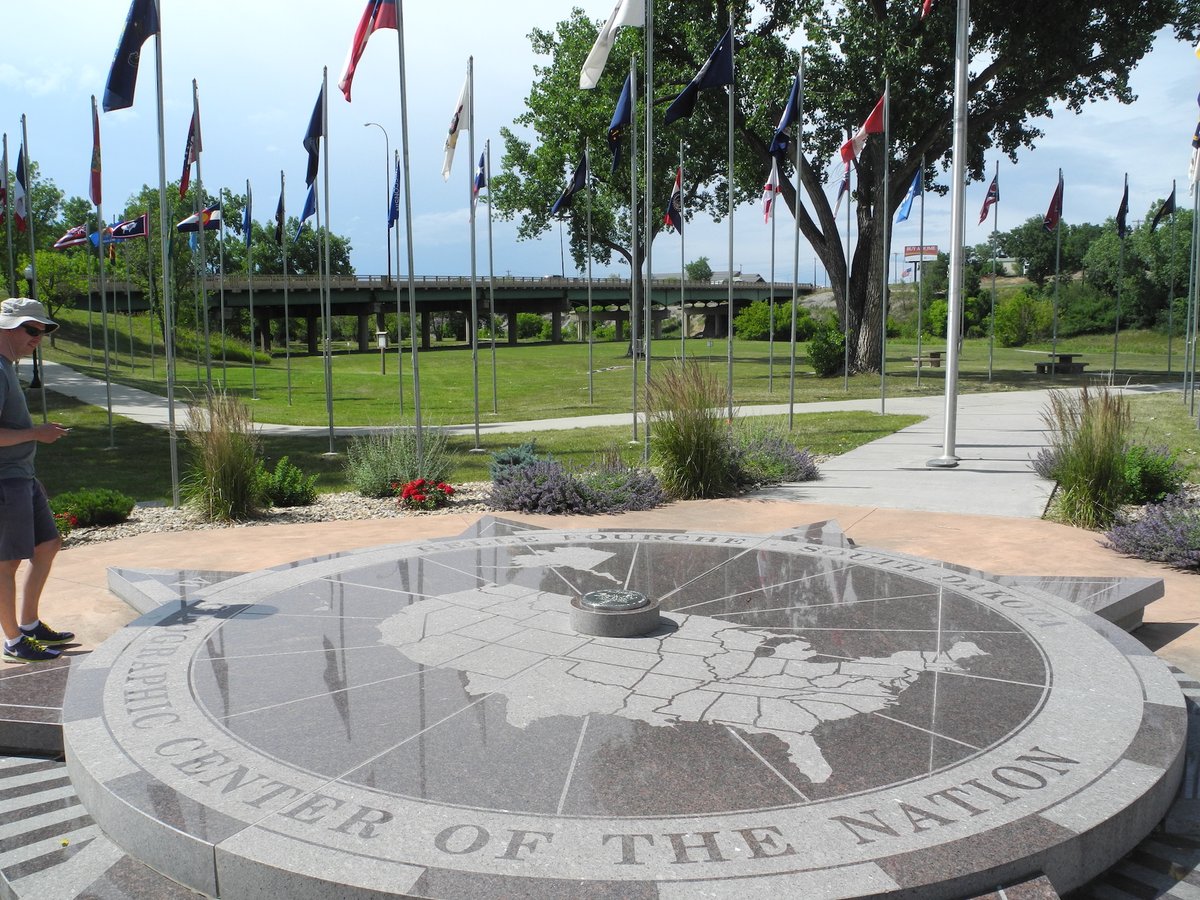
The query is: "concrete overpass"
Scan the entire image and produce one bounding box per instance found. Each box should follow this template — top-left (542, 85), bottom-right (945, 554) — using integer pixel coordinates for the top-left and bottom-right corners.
top-left (84, 275), bottom-right (817, 352)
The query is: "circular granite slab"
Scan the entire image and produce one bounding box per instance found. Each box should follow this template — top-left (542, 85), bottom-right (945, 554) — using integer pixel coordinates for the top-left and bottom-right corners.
top-left (63, 528), bottom-right (1185, 899)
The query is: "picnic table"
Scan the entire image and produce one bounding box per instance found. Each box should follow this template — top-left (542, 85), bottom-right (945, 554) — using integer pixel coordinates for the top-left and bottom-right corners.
top-left (1034, 352), bottom-right (1088, 375)
top-left (910, 349), bottom-right (943, 369)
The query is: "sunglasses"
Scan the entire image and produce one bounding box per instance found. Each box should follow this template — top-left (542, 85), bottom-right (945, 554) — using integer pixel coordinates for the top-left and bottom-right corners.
top-left (21, 324), bottom-right (48, 337)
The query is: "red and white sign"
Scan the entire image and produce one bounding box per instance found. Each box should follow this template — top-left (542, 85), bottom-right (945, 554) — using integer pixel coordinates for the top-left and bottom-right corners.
top-left (904, 244), bottom-right (939, 262)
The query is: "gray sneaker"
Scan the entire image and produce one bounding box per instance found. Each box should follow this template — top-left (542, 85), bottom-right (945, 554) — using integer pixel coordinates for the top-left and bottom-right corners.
top-left (3, 635), bottom-right (62, 663)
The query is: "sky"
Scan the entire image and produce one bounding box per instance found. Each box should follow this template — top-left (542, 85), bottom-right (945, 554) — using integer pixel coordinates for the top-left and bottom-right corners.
top-left (1, 2), bottom-right (1196, 286)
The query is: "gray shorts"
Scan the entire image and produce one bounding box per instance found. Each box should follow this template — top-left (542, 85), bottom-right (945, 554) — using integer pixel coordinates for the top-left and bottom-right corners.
top-left (0, 478), bottom-right (58, 561)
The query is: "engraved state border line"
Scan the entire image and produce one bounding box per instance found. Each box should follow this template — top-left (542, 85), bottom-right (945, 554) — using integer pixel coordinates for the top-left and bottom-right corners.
top-left (669, 562), bottom-right (861, 611)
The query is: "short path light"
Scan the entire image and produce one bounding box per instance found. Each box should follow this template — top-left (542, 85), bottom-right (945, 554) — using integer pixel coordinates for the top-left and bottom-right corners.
top-left (376, 330), bottom-right (389, 375)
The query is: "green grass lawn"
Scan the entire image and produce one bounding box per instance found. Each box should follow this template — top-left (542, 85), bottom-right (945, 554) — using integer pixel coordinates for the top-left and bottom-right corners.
top-left (42, 305), bottom-right (1190, 429)
top-left (32, 391), bottom-right (923, 503)
top-left (1126, 392), bottom-right (1200, 482)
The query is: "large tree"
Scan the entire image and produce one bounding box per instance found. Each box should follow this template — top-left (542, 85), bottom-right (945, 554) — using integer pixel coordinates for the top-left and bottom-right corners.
top-left (492, 0), bottom-right (1197, 372)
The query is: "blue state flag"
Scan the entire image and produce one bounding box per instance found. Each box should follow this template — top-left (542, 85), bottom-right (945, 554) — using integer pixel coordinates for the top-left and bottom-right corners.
top-left (295, 183), bottom-right (317, 242)
top-left (896, 170), bottom-right (922, 223)
top-left (388, 158), bottom-right (402, 228)
top-left (243, 184), bottom-right (253, 252)
top-left (608, 73), bottom-right (633, 174)
top-left (664, 27), bottom-right (734, 126)
top-left (303, 87), bottom-right (324, 187)
top-left (551, 153), bottom-right (589, 216)
top-left (768, 72), bottom-right (801, 160)
top-left (103, 0), bottom-right (160, 112)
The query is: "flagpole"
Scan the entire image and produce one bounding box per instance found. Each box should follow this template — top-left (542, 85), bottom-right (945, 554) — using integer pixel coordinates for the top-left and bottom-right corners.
top-left (218, 199), bottom-right (227, 387)
top-left (1166, 184), bottom-right (1176, 374)
top-left (879, 77), bottom-right (890, 415)
top-left (124, 243), bottom-right (134, 372)
top-left (629, 54), bottom-right (640, 443)
top-left (485, 140), bottom-right (498, 414)
top-left (280, 170), bottom-right (293, 405)
top-left (19, 117), bottom-right (49, 423)
top-left (988, 159), bottom-right (997, 381)
top-left (843, 160), bottom-right (851, 393)
top-left (586, 137), bottom-right (595, 405)
top-left (916, 155), bottom-right (926, 387)
top-left (768, 160), bottom-right (777, 393)
top-left (390, 150), bottom-right (403, 416)
top-left (1113, 172), bottom-right (1126, 379)
top-left (149, 3), bottom-right (180, 505)
top-left (928, 0), bottom-right (968, 468)
top-left (788, 54), bottom-right (803, 430)
top-left (679, 140), bottom-right (686, 363)
top-left (395, 0), bottom-right (423, 459)
top-left (145, 220), bottom-right (156, 379)
top-left (319, 67), bottom-right (335, 454)
top-left (1051, 168), bottom-right (1063, 373)
top-left (246, 179), bottom-right (257, 399)
top-left (725, 10), bottom-right (735, 421)
top-left (190, 81), bottom-right (212, 390)
top-left (82, 102), bottom-right (115, 448)
top-left (466, 56), bottom-right (481, 451)
top-left (642, 0), bottom-right (654, 456)
top-left (2, 135), bottom-right (15, 298)
top-left (1186, 185), bottom-right (1197, 401)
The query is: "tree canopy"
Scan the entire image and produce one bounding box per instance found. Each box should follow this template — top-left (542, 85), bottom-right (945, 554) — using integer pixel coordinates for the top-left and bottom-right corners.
top-left (492, 0), bottom-right (1198, 372)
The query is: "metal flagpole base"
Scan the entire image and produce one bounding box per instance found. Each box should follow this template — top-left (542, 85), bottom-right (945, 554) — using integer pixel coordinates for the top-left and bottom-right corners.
top-left (926, 455), bottom-right (959, 468)
top-left (468, 448), bottom-right (487, 455)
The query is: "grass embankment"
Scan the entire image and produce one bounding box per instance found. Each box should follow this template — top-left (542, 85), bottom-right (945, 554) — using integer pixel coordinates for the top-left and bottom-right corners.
top-left (41, 305), bottom-right (1188, 429)
top-left (32, 391), bottom-right (922, 503)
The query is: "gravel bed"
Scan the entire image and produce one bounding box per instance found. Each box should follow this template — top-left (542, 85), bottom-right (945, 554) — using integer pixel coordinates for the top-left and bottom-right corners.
top-left (62, 482), bottom-right (494, 548)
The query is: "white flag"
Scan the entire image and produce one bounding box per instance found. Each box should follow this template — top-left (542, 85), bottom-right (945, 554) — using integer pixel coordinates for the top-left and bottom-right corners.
top-left (762, 158), bottom-right (780, 223)
top-left (442, 73), bottom-right (471, 182)
top-left (579, 0), bottom-right (645, 90)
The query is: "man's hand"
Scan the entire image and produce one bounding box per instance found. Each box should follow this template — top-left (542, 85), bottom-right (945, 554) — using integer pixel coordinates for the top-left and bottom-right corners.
top-left (31, 423), bottom-right (70, 444)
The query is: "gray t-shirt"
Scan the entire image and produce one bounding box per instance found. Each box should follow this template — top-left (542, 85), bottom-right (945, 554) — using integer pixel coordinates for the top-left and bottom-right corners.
top-left (0, 355), bottom-right (35, 480)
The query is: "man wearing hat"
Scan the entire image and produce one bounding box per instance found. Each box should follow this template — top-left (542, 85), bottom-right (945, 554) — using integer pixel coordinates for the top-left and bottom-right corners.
top-left (0, 298), bottom-right (73, 662)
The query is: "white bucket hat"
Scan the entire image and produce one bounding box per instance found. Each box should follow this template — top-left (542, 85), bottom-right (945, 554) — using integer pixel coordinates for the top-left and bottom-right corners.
top-left (0, 298), bottom-right (58, 333)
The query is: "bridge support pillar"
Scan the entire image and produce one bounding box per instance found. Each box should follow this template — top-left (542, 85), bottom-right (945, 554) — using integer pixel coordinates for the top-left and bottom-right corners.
top-left (306, 315), bottom-right (319, 354)
top-left (507, 311), bottom-right (518, 345)
top-left (256, 314), bottom-right (272, 352)
top-left (421, 311), bottom-right (432, 350)
top-left (551, 310), bottom-right (562, 343)
top-left (357, 314), bottom-right (370, 352)
top-left (615, 316), bottom-right (624, 342)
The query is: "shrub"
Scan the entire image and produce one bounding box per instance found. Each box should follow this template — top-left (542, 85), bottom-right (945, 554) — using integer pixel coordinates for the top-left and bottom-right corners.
top-left (516, 312), bottom-right (550, 340)
top-left (994, 290), bottom-right (1053, 347)
top-left (489, 441), bottom-right (545, 481)
top-left (50, 487), bottom-right (136, 527)
top-left (182, 390), bottom-right (264, 522)
top-left (256, 455), bottom-right (318, 507)
top-left (396, 478), bottom-right (454, 511)
top-left (647, 361), bottom-right (740, 499)
top-left (578, 446), bottom-right (665, 511)
top-left (1122, 445), bottom-right (1185, 505)
top-left (1039, 386), bottom-right (1130, 529)
top-left (344, 427), bottom-right (452, 498)
top-left (488, 450), bottom-right (664, 515)
top-left (1104, 494), bottom-right (1200, 571)
top-left (807, 316), bottom-right (845, 377)
top-left (734, 424), bottom-right (820, 485)
top-left (489, 459), bottom-right (601, 514)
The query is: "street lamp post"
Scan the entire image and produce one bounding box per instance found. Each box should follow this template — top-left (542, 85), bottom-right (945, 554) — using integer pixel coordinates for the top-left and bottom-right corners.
top-left (363, 122), bottom-right (392, 284)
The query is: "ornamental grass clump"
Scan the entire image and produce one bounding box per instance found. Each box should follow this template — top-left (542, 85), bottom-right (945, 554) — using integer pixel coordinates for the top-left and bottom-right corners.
top-left (1104, 493), bottom-right (1200, 571)
top-left (345, 426), bottom-right (452, 498)
top-left (647, 361), bottom-right (739, 500)
top-left (1039, 386), bottom-right (1130, 530)
top-left (182, 390), bottom-right (264, 522)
